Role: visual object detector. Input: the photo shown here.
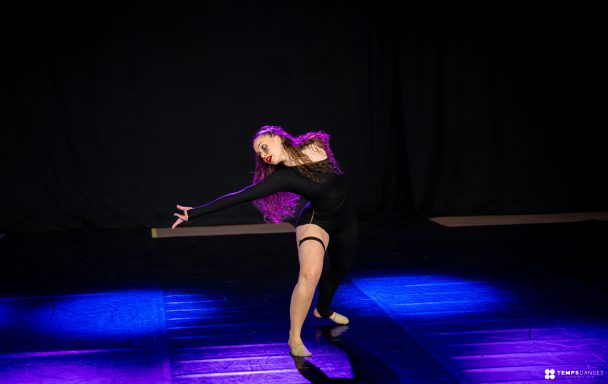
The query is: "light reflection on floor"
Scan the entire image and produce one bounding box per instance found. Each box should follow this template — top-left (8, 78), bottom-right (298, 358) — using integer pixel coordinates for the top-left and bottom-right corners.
top-left (0, 275), bottom-right (606, 383)
top-left (0, 290), bottom-right (170, 384)
top-left (351, 273), bottom-right (608, 383)
top-left (164, 288), bottom-right (354, 383)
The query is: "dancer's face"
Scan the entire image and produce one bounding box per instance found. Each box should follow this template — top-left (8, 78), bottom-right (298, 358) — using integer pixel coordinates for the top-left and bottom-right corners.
top-left (253, 134), bottom-right (284, 165)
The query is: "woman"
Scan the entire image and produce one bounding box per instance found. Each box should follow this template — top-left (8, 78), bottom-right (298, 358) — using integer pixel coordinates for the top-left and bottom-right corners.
top-left (171, 125), bottom-right (358, 357)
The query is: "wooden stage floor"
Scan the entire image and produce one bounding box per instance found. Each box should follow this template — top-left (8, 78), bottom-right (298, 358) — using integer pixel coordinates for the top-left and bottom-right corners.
top-left (1, 218), bottom-right (607, 383)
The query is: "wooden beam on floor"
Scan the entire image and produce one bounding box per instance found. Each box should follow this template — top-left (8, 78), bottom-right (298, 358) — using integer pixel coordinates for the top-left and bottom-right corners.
top-left (429, 211), bottom-right (608, 227)
top-left (151, 223), bottom-right (295, 238)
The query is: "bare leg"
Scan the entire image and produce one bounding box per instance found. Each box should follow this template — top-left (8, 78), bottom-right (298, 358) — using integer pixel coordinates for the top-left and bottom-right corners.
top-left (289, 224), bottom-right (329, 355)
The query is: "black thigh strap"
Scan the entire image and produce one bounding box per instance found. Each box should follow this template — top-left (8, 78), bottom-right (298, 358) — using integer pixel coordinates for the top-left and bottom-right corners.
top-left (298, 236), bottom-right (326, 251)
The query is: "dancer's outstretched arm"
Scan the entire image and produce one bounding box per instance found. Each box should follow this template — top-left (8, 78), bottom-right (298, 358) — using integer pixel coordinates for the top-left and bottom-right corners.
top-left (171, 168), bottom-right (288, 229)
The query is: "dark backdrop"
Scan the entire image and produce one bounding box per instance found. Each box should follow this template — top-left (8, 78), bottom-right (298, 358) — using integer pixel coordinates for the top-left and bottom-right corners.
top-left (1, 0), bottom-right (605, 231)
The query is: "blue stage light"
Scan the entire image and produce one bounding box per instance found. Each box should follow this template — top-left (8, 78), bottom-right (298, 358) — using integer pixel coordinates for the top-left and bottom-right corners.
top-left (352, 274), bottom-right (515, 319)
top-left (0, 289), bottom-right (219, 341)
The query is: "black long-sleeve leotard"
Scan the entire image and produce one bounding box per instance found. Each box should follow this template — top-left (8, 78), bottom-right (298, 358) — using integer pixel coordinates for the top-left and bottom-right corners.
top-left (186, 158), bottom-right (357, 318)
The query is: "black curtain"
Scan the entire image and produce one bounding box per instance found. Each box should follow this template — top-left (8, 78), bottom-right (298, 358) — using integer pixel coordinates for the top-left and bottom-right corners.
top-left (1, 0), bottom-right (605, 231)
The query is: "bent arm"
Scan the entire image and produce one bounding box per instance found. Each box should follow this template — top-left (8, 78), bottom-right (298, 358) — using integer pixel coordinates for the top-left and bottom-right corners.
top-left (188, 169), bottom-right (287, 220)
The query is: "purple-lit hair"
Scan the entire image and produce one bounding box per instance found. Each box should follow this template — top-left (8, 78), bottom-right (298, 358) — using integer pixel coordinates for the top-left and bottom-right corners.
top-left (251, 125), bottom-right (342, 224)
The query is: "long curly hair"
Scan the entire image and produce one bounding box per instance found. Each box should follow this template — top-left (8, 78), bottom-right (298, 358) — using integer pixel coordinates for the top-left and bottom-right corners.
top-left (251, 125), bottom-right (343, 223)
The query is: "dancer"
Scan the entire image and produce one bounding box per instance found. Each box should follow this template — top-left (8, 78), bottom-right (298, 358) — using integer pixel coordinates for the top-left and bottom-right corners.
top-left (171, 126), bottom-right (358, 357)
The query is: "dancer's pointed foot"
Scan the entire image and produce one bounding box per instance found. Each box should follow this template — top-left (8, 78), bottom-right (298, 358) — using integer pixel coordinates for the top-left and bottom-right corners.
top-left (288, 337), bottom-right (312, 357)
top-left (313, 308), bottom-right (350, 325)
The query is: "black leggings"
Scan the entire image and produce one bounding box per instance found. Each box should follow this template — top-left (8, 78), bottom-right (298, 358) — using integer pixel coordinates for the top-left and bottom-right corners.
top-left (296, 195), bottom-right (358, 318)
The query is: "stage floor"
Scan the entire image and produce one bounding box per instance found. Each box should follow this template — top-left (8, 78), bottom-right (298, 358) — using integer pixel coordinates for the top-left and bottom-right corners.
top-left (1, 218), bottom-right (607, 383)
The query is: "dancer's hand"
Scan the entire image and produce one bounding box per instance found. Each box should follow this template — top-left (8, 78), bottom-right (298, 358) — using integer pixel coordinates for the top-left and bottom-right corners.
top-left (171, 204), bottom-right (192, 229)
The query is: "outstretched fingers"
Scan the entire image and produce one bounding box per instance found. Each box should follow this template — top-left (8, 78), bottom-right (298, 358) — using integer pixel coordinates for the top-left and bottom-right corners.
top-left (171, 204), bottom-right (193, 229)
